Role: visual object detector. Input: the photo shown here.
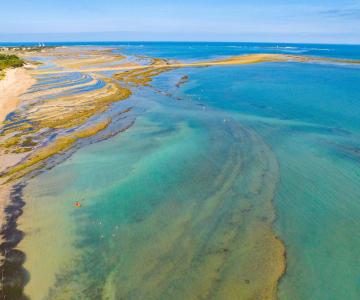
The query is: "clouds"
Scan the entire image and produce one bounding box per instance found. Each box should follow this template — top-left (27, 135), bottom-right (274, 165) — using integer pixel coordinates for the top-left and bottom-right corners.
top-left (321, 8), bottom-right (360, 19)
top-left (0, 0), bottom-right (359, 44)
top-left (320, 1), bottom-right (360, 19)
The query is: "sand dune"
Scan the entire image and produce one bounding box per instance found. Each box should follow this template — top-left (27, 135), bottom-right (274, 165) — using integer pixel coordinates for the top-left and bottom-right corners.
top-left (0, 68), bottom-right (36, 123)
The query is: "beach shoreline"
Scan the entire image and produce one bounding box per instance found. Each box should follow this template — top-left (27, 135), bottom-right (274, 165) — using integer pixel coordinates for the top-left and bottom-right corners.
top-left (1, 45), bottom-right (359, 299)
top-left (0, 67), bottom-right (35, 241)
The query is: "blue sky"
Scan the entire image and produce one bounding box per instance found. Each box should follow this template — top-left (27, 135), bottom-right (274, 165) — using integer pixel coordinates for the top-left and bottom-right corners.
top-left (1, 0), bottom-right (360, 43)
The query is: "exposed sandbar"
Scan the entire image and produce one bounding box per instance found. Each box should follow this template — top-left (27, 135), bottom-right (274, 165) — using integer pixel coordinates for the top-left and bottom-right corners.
top-left (33, 53), bottom-right (360, 75)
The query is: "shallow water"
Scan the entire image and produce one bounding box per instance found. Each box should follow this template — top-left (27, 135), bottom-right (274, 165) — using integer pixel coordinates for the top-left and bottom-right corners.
top-left (174, 61), bottom-right (360, 299)
top-left (12, 43), bottom-right (360, 299)
top-left (19, 91), bottom-right (284, 299)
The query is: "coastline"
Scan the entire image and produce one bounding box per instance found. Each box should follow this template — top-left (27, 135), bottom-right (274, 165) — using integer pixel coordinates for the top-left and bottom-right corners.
top-left (1, 45), bottom-right (359, 299)
top-left (0, 47), bottom-right (136, 297)
top-left (0, 67), bottom-right (35, 249)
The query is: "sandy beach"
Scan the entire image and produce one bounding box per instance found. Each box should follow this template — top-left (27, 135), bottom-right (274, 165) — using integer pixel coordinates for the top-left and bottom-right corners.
top-left (0, 67), bottom-right (36, 123)
top-left (0, 68), bottom-right (35, 237)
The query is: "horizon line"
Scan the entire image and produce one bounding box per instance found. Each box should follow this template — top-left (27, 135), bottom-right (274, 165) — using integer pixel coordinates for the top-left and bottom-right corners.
top-left (1, 40), bottom-right (360, 46)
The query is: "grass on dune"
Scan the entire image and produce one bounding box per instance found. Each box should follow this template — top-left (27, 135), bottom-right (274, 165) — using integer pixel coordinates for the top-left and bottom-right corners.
top-left (0, 54), bottom-right (24, 79)
top-left (0, 54), bottom-right (24, 70)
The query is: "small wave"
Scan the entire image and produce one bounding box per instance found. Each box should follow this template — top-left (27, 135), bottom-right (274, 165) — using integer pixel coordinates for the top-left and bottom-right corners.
top-left (308, 48), bottom-right (331, 51)
top-left (225, 46), bottom-right (244, 48)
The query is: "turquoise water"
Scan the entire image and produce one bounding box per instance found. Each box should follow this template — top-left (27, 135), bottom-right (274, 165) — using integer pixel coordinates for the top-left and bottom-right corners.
top-left (14, 43), bottom-right (360, 299)
top-left (171, 62), bottom-right (360, 299)
top-left (21, 91), bottom-right (284, 299)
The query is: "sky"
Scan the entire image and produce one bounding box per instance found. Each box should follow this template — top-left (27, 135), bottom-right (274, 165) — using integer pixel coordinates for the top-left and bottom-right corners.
top-left (1, 0), bottom-right (360, 44)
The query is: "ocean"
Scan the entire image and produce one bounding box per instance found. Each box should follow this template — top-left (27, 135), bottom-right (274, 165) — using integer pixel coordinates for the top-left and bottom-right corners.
top-left (3, 42), bottom-right (360, 299)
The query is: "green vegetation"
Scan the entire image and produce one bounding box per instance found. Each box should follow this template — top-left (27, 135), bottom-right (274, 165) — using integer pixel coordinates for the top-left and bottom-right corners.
top-left (0, 54), bottom-right (24, 71)
top-left (0, 54), bottom-right (24, 79)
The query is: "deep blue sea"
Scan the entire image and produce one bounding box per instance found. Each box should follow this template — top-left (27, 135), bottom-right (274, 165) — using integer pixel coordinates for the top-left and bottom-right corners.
top-left (2, 41), bottom-right (360, 60)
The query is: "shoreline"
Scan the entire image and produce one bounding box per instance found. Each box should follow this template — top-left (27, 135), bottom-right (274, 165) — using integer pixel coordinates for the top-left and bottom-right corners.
top-left (0, 47), bottom-right (137, 298)
top-left (0, 183), bottom-right (27, 299)
top-left (0, 67), bottom-right (35, 254)
top-left (2, 47), bottom-right (354, 298)
top-left (0, 48), bottom-right (335, 298)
